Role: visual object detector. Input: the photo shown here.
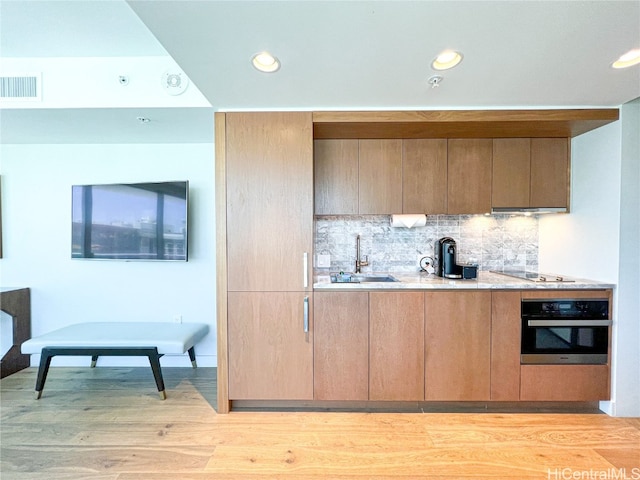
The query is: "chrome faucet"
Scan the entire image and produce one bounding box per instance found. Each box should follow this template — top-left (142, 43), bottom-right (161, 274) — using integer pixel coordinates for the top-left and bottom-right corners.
top-left (355, 234), bottom-right (369, 273)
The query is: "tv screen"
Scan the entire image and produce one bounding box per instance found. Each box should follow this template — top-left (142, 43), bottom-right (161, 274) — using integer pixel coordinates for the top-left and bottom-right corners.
top-left (72, 181), bottom-right (188, 261)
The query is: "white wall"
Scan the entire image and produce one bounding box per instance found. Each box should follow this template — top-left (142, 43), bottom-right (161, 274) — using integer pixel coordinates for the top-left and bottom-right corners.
top-left (540, 100), bottom-right (640, 417)
top-left (539, 121), bottom-right (622, 282)
top-left (615, 98), bottom-right (640, 416)
top-left (0, 143), bottom-right (217, 367)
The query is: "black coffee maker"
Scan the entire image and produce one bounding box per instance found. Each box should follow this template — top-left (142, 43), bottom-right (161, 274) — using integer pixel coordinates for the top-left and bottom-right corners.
top-left (435, 237), bottom-right (462, 278)
top-left (435, 237), bottom-right (478, 279)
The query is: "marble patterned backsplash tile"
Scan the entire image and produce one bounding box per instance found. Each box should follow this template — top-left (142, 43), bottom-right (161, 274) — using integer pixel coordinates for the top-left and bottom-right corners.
top-left (314, 215), bottom-right (539, 273)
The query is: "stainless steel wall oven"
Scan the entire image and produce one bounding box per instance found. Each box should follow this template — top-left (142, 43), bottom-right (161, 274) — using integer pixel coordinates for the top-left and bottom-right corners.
top-left (521, 298), bottom-right (611, 365)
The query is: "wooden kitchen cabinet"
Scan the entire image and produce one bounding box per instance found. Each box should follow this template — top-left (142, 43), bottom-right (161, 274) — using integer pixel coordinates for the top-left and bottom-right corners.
top-left (447, 139), bottom-right (493, 214)
top-left (314, 139), bottom-right (359, 215)
top-left (493, 138), bottom-right (569, 210)
top-left (492, 138), bottom-right (531, 208)
top-left (425, 291), bottom-right (491, 400)
top-left (530, 138), bottom-right (569, 208)
top-left (358, 139), bottom-right (403, 214)
top-left (490, 291), bottom-right (522, 400)
top-left (520, 365), bottom-right (610, 401)
top-left (369, 291), bottom-right (424, 401)
top-left (226, 112), bottom-right (313, 292)
top-left (402, 139), bottom-right (448, 214)
top-left (314, 291), bottom-right (369, 400)
top-left (314, 138), bottom-right (402, 215)
top-left (228, 292), bottom-right (313, 400)
top-left (222, 112), bottom-right (314, 404)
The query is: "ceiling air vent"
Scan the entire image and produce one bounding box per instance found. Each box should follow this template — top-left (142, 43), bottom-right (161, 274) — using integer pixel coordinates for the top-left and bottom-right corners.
top-left (0, 74), bottom-right (41, 101)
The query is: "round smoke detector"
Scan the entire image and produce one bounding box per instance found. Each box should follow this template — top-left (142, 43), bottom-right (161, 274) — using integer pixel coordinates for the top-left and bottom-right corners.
top-left (161, 69), bottom-right (189, 96)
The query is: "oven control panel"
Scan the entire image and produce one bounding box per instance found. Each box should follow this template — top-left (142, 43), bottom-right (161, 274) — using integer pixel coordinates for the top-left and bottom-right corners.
top-left (522, 299), bottom-right (609, 320)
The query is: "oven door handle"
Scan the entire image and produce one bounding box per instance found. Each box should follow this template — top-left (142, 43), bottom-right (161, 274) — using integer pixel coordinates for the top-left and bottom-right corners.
top-left (527, 319), bottom-right (612, 327)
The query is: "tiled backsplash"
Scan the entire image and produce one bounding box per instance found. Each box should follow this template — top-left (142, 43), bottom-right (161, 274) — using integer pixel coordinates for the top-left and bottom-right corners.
top-left (314, 215), bottom-right (539, 273)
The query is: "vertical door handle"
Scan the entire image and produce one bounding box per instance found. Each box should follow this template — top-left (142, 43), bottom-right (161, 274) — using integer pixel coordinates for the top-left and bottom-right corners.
top-left (303, 296), bottom-right (309, 333)
top-left (303, 252), bottom-right (308, 289)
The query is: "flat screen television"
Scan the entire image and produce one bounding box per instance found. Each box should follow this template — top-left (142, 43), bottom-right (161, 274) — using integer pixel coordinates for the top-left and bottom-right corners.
top-left (72, 181), bottom-right (188, 261)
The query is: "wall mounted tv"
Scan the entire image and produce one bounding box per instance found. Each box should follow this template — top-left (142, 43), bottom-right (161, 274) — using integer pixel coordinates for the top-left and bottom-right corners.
top-left (72, 181), bottom-right (189, 261)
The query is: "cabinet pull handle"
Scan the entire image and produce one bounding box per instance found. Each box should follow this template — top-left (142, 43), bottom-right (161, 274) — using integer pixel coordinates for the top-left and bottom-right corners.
top-left (303, 296), bottom-right (309, 333)
top-left (303, 252), bottom-right (308, 289)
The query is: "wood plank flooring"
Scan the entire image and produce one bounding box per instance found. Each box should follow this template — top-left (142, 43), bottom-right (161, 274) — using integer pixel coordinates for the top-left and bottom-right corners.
top-left (1, 367), bottom-right (639, 479)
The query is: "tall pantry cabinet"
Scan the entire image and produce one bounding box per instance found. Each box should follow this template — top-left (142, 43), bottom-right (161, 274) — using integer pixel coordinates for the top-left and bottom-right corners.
top-left (216, 112), bottom-right (314, 409)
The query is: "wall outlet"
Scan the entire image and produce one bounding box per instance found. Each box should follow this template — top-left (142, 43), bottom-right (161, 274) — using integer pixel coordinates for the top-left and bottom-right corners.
top-left (317, 254), bottom-right (331, 268)
top-left (173, 315), bottom-right (183, 324)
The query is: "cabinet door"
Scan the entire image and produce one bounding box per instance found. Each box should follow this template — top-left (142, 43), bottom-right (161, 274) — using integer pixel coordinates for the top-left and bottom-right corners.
top-left (402, 139), bottom-right (448, 214)
top-left (520, 365), bottom-right (610, 401)
top-left (228, 292), bottom-right (313, 400)
top-left (226, 112), bottom-right (313, 292)
top-left (425, 291), bottom-right (491, 400)
top-left (369, 292), bottom-right (424, 401)
top-left (530, 138), bottom-right (569, 208)
top-left (358, 139), bottom-right (402, 214)
top-left (314, 292), bottom-right (369, 400)
top-left (492, 138), bottom-right (531, 209)
top-left (447, 139), bottom-right (493, 214)
top-left (491, 291), bottom-right (521, 400)
top-left (314, 139), bottom-right (359, 215)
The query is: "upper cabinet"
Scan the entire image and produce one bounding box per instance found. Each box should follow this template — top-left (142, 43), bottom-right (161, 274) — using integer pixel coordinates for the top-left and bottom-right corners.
top-left (316, 136), bottom-right (569, 215)
top-left (493, 138), bottom-right (569, 210)
top-left (402, 139), bottom-right (448, 214)
top-left (314, 139), bottom-right (359, 215)
top-left (314, 139), bottom-right (403, 215)
top-left (492, 138), bottom-right (531, 208)
top-left (530, 138), bottom-right (569, 208)
top-left (447, 139), bottom-right (493, 214)
top-left (312, 109), bottom-right (617, 216)
top-left (314, 138), bottom-right (449, 215)
top-left (358, 140), bottom-right (402, 214)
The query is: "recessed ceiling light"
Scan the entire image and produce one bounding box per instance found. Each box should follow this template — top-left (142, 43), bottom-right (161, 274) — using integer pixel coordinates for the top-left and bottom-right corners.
top-left (612, 49), bottom-right (640, 69)
top-left (431, 50), bottom-right (463, 70)
top-left (252, 52), bottom-right (281, 73)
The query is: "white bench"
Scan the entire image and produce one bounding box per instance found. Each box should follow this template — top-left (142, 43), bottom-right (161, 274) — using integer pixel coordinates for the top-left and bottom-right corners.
top-left (21, 322), bottom-right (210, 400)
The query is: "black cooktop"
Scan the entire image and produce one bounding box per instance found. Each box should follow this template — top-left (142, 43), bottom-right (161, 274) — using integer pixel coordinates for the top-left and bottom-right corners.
top-left (492, 269), bottom-right (575, 283)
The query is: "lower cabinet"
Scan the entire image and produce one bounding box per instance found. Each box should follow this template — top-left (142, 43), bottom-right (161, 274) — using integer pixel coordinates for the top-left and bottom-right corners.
top-left (308, 289), bottom-right (611, 405)
top-left (369, 292), bottom-right (425, 401)
top-left (425, 291), bottom-right (492, 400)
top-left (520, 365), bottom-right (610, 401)
top-left (313, 290), bottom-right (424, 401)
top-left (490, 291), bottom-right (521, 400)
top-left (314, 291), bottom-right (369, 400)
top-left (228, 292), bottom-right (313, 400)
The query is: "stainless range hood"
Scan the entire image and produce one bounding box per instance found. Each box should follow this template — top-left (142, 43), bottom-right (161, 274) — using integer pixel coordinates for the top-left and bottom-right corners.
top-left (491, 207), bottom-right (568, 214)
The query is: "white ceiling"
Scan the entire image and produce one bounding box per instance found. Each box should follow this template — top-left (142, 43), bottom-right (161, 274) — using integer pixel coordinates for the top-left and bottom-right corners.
top-left (129, 0), bottom-right (640, 109)
top-left (1, 0), bottom-right (639, 144)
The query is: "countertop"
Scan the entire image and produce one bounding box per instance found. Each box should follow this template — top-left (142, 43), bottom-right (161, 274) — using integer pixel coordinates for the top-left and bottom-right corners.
top-left (313, 271), bottom-right (615, 290)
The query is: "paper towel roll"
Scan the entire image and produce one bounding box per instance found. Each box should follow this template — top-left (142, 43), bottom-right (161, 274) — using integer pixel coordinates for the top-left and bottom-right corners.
top-left (390, 214), bottom-right (427, 228)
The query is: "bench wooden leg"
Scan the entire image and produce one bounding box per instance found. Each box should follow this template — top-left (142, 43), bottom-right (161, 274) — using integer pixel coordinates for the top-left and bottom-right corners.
top-left (146, 350), bottom-right (166, 400)
top-left (187, 347), bottom-right (197, 368)
top-left (33, 347), bottom-right (167, 400)
top-left (35, 348), bottom-right (54, 399)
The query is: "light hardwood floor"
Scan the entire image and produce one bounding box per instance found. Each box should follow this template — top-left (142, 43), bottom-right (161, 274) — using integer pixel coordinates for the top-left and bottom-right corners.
top-left (1, 367), bottom-right (638, 479)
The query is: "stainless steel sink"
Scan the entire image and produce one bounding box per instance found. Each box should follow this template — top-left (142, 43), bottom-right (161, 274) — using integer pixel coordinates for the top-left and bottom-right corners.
top-left (330, 273), bottom-right (399, 283)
